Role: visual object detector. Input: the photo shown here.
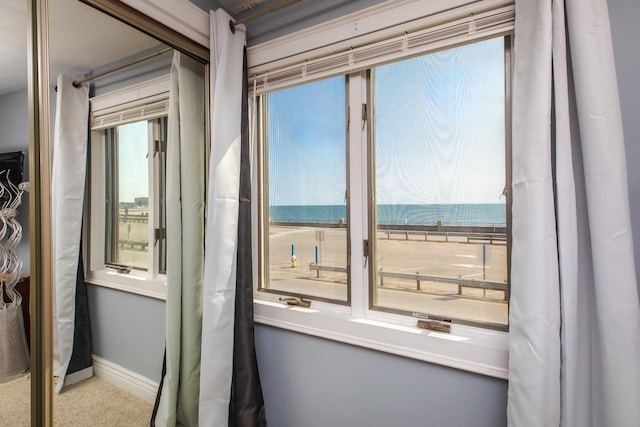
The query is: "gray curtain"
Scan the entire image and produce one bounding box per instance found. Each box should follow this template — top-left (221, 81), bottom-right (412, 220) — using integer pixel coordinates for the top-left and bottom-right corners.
top-left (508, 0), bottom-right (640, 425)
top-left (199, 10), bottom-right (246, 426)
top-left (152, 51), bottom-right (206, 427)
top-left (52, 74), bottom-right (93, 393)
top-left (228, 47), bottom-right (266, 427)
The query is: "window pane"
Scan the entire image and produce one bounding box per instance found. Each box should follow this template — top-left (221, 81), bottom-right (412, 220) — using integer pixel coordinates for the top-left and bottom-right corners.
top-left (105, 120), bottom-right (149, 270)
top-left (372, 37), bottom-right (508, 327)
top-left (263, 76), bottom-right (348, 302)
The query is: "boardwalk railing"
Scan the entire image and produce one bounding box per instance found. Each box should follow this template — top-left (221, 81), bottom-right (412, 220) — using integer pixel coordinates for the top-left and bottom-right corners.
top-left (378, 270), bottom-right (508, 301)
top-left (272, 221), bottom-right (507, 245)
top-left (380, 229), bottom-right (506, 244)
top-left (119, 214), bottom-right (148, 223)
top-left (308, 262), bottom-right (508, 301)
top-left (118, 239), bottom-right (148, 250)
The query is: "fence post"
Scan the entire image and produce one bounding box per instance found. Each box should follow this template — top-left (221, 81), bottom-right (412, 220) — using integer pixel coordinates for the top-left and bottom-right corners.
top-left (291, 244), bottom-right (296, 268)
top-left (416, 271), bottom-right (421, 291)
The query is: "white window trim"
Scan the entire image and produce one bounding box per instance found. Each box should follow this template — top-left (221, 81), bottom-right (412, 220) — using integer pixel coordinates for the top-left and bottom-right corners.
top-left (250, 0), bottom-right (511, 379)
top-left (247, 0), bottom-right (514, 87)
top-left (85, 75), bottom-right (170, 301)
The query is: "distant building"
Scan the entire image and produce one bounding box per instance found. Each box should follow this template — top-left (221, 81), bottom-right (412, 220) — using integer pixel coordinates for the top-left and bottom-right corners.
top-left (134, 197), bottom-right (149, 207)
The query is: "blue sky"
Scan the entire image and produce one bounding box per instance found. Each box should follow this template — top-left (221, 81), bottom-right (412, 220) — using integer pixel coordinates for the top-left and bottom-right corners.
top-left (374, 37), bottom-right (506, 205)
top-left (268, 37), bottom-right (506, 207)
top-left (268, 77), bottom-right (346, 206)
top-left (117, 121), bottom-right (149, 203)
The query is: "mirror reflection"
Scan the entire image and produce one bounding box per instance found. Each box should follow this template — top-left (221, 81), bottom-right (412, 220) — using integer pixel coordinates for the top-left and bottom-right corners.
top-left (0, 0), bottom-right (32, 423)
top-left (0, 0), bottom-right (205, 424)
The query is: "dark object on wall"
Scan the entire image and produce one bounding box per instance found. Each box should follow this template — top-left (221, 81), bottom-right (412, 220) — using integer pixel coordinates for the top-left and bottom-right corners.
top-left (0, 151), bottom-right (25, 200)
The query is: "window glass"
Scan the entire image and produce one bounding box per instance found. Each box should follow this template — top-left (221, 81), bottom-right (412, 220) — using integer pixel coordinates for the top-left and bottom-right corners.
top-left (105, 120), bottom-right (151, 271)
top-left (262, 76), bottom-right (349, 303)
top-left (371, 37), bottom-right (508, 327)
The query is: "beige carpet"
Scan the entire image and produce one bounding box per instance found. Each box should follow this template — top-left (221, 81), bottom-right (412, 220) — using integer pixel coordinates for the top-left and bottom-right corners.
top-left (0, 373), bottom-right (154, 426)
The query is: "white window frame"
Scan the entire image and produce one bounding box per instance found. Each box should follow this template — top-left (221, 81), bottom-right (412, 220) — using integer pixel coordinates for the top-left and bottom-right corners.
top-left (250, 0), bottom-right (513, 378)
top-left (85, 75), bottom-right (170, 300)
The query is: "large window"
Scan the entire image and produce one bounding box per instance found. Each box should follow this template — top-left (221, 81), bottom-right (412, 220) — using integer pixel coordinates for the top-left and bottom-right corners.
top-left (252, 0), bottom-right (514, 376)
top-left (259, 37), bottom-right (510, 330)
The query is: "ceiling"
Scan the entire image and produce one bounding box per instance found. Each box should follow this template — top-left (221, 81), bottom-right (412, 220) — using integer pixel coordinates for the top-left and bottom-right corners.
top-left (0, 0), bottom-right (378, 95)
top-left (0, 0), bottom-right (162, 96)
top-left (216, 0), bottom-right (269, 14)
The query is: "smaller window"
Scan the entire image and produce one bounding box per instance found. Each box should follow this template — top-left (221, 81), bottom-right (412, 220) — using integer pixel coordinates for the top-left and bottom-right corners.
top-left (86, 75), bottom-right (170, 299)
top-left (103, 118), bottom-right (167, 273)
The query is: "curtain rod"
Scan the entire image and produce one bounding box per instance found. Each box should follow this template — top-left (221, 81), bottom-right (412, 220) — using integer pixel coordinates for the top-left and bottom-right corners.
top-left (72, 47), bottom-right (173, 87)
top-left (230, 0), bottom-right (302, 32)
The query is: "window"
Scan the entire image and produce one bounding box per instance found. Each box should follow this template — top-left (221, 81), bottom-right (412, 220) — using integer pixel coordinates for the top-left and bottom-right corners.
top-left (252, 0), bottom-right (514, 376)
top-left (87, 75), bottom-right (170, 298)
top-left (370, 38), bottom-right (509, 329)
top-left (104, 118), bottom-right (167, 273)
top-left (259, 37), bottom-right (510, 329)
top-left (261, 76), bottom-right (349, 304)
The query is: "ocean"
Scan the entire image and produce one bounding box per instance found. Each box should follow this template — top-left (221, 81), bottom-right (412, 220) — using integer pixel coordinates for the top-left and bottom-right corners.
top-left (270, 204), bottom-right (506, 227)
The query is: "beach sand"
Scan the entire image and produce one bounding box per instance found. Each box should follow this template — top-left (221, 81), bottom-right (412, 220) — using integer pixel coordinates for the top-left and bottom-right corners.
top-left (266, 225), bottom-right (509, 326)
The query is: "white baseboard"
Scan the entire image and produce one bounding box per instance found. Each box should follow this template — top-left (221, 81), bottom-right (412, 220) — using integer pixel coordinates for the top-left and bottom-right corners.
top-left (91, 355), bottom-right (159, 404)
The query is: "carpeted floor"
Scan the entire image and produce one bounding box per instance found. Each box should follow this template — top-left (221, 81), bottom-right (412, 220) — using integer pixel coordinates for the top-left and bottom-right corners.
top-left (0, 373), bottom-right (153, 426)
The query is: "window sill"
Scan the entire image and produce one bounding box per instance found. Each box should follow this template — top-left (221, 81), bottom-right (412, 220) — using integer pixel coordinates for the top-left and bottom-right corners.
top-left (85, 268), bottom-right (167, 300)
top-left (254, 299), bottom-right (508, 379)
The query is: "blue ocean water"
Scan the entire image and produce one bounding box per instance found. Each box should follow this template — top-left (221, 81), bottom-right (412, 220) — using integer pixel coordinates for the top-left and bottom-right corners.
top-left (270, 204), bottom-right (506, 227)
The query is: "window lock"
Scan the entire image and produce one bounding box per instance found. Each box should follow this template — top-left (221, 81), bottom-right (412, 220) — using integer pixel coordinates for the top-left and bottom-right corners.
top-left (417, 319), bottom-right (451, 333)
top-left (154, 228), bottom-right (166, 245)
top-left (279, 297), bottom-right (311, 308)
top-left (106, 264), bottom-right (131, 274)
top-left (361, 103), bottom-right (367, 129)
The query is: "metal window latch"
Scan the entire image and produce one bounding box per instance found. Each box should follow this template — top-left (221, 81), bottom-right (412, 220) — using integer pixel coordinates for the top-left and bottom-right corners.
top-left (153, 139), bottom-right (166, 156)
top-left (107, 264), bottom-right (131, 274)
top-left (154, 228), bottom-right (166, 245)
top-left (279, 297), bottom-right (311, 308)
top-left (363, 239), bottom-right (369, 267)
top-left (361, 103), bottom-right (367, 129)
top-left (417, 319), bottom-right (451, 333)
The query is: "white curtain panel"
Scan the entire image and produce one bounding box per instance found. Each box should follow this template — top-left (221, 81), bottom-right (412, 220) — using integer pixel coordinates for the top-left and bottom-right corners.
top-left (199, 9), bottom-right (246, 427)
top-left (508, 0), bottom-right (640, 426)
top-left (51, 74), bottom-right (89, 394)
top-left (154, 52), bottom-right (206, 427)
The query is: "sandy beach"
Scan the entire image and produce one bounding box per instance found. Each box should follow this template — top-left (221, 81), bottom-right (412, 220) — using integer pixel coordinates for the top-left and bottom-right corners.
top-left (266, 225), bottom-right (509, 326)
